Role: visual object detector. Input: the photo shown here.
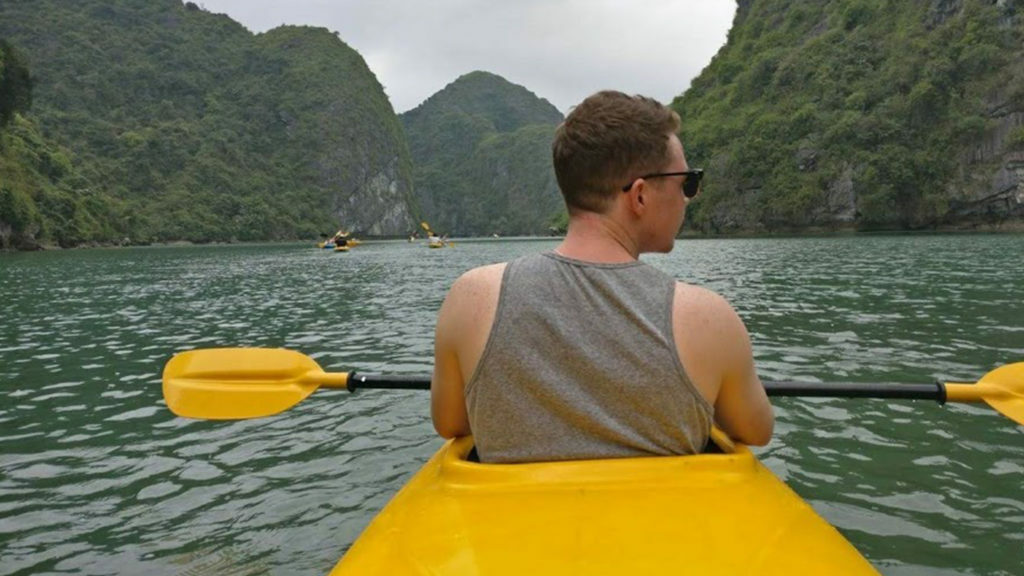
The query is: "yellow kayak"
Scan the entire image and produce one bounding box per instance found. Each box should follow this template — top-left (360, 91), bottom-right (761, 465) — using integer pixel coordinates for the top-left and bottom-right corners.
top-left (330, 430), bottom-right (879, 575)
top-left (428, 241), bottom-right (445, 248)
top-left (159, 349), bottom-right (1019, 575)
top-left (333, 245), bottom-right (350, 253)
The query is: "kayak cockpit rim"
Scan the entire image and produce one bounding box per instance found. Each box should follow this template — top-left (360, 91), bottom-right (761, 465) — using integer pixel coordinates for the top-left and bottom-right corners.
top-left (437, 428), bottom-right (760, 490)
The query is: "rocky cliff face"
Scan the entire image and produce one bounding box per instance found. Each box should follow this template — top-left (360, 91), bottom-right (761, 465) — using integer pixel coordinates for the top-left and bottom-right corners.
top-left (676, 0), bottom-right (1024, 232)
top-left (337, 156), bottom-right (415, 235)
top-left (949, 106), bottom-right (1024, 222)
top-left (256, 26), bottom-right (417, 236)
top-left (943, 0), bottom-right (1024, 222)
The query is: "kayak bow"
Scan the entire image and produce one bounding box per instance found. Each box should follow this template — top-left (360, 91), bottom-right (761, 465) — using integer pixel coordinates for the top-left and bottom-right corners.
top-left (331, 429), bottom-right (879, 575)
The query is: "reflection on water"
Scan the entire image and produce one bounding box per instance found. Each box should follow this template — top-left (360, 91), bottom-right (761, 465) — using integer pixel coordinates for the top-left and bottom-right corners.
top-left (1, 235), bottom-right (1022, 575)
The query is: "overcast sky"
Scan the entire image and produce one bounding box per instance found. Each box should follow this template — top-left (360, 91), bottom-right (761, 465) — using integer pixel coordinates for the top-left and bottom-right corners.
top-left (197, 1), bottom-right (737, 114)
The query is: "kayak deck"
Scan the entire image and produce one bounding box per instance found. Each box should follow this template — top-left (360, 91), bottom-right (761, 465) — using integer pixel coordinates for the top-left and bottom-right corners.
top-left (331, 431), bottom-right (878, 575)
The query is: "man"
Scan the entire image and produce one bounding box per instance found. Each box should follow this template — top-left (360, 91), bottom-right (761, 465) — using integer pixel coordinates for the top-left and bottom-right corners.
top-left (432, 91), bottom-right (773, 463)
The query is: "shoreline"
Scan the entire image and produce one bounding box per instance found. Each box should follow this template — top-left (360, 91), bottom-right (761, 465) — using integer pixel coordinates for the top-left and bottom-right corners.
top-left (4, 221), bottom-right (1023, 253)
top-left (679, 219), bottom-right (1024, 239)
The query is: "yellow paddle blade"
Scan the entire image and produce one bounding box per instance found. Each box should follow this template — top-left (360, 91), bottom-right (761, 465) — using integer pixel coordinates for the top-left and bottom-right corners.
top-left (420, 221), bottom-right (432, 232)
top-left (945, 362), bottom-right (1024, 425)
top-left (162, 348), bottom-right (325, 420)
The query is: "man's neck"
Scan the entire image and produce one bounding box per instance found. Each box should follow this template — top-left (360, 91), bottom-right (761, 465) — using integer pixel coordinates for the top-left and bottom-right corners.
top-left (555, 211), bottom-right (638, 263)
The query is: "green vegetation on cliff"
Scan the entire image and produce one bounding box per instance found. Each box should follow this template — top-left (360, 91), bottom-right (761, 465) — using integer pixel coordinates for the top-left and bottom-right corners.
top-left (401, 71), bottom-right (565, 236)
top-left (0, 0), bottom-right (416, 248)
top-left (674, 0), bottom-right (1024, 233)
top-left (1, 114), bottom-right (126, 249)
top-left (2, 38), bottom-right (122, 249)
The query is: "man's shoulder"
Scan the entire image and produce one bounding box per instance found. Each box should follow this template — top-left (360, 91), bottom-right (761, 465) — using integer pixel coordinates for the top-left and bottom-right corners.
top-left (459, 262), bottom-right (507, 282)
top-left (673, 282), bottom-right (738, 319)
top-left (450, 262), bottom-right (507, 297)
top-left (671, 282), bottom-right (750, 373)
top-left (441, 263), bottom-right (506, 332)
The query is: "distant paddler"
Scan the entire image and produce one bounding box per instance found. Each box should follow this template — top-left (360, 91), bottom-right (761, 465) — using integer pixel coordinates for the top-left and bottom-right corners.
top-left (428, 232), bottom-right (454, 249)
top-left (422, 220), bottom-right (448, 248)
top-left (328, 228), bottom-right (355, 249)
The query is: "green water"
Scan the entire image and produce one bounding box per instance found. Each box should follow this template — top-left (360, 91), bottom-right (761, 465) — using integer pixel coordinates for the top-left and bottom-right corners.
top-left (1, 235), bottom-right (1022, 576)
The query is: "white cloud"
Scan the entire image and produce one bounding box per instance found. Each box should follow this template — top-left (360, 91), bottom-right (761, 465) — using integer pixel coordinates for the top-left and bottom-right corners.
top-left (198, 0), bottom-right (736, 113)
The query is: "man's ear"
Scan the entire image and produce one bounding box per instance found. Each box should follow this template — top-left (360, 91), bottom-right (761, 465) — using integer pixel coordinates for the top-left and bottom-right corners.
top-left (626, 180), bottom-right (647, 214)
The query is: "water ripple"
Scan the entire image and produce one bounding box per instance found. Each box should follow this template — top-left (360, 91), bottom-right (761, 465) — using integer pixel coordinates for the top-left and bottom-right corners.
top-left (1, 237), bottom-right (1022, 575)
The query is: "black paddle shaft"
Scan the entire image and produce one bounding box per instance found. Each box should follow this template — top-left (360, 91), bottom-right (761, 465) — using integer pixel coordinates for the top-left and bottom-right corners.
top-left (763, 381), bottom-right (947, 403)
top-left (346, 372), bottom-right (431, 392)
top-left (346, 373), bottom-right (948, 403)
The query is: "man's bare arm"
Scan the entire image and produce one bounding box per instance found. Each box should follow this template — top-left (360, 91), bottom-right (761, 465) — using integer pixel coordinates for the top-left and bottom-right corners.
top-left (674, 285), bottom-right (774, 445)
top-left (430, 264), bottom-right (504, 438)
top-left (431, 278), bottom-right (472, 438)
top-left (712, 304), bottom-right (774, 445)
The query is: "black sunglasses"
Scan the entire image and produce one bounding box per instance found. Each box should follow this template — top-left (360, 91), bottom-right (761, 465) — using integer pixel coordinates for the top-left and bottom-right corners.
top-left (621, 169), bottom-right (703, 198)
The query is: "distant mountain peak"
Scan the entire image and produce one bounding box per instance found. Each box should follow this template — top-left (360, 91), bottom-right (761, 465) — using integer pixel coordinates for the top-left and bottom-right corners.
top-left (399, 71), bottom-right (565, 236)
top-left (404, 70), bottom-right (562, 133)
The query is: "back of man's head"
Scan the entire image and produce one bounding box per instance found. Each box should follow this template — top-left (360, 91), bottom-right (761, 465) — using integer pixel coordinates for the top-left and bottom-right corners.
top-left (552, 91), bottom-right (681, 214)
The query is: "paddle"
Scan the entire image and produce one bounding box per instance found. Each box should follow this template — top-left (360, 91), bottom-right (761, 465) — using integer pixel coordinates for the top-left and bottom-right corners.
top-left (418, 221), bottom-right (454, 247)
top-left (162, 348), bottom-right (1024, 423)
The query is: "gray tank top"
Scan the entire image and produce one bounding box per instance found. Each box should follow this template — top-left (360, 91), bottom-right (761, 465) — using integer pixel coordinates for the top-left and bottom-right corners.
top-left (465, 251), bottom-right (712, 463)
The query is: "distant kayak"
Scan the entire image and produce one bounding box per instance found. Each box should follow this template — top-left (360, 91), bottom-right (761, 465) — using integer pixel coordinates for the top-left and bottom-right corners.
top-left (320, 239), bottom-right (359, 250)
top-left (329, 430), bottom-right (879, 574)
top-left (321, 229), bottom-right (356, 250)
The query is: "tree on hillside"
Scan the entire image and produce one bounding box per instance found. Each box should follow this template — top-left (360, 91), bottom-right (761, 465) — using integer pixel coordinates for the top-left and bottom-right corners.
top-left (0, 39), bottom-right (33, 128)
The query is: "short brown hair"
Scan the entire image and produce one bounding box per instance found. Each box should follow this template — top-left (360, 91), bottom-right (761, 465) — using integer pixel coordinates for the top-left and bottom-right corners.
top-left (552, 91), bottom-right (681, 213)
